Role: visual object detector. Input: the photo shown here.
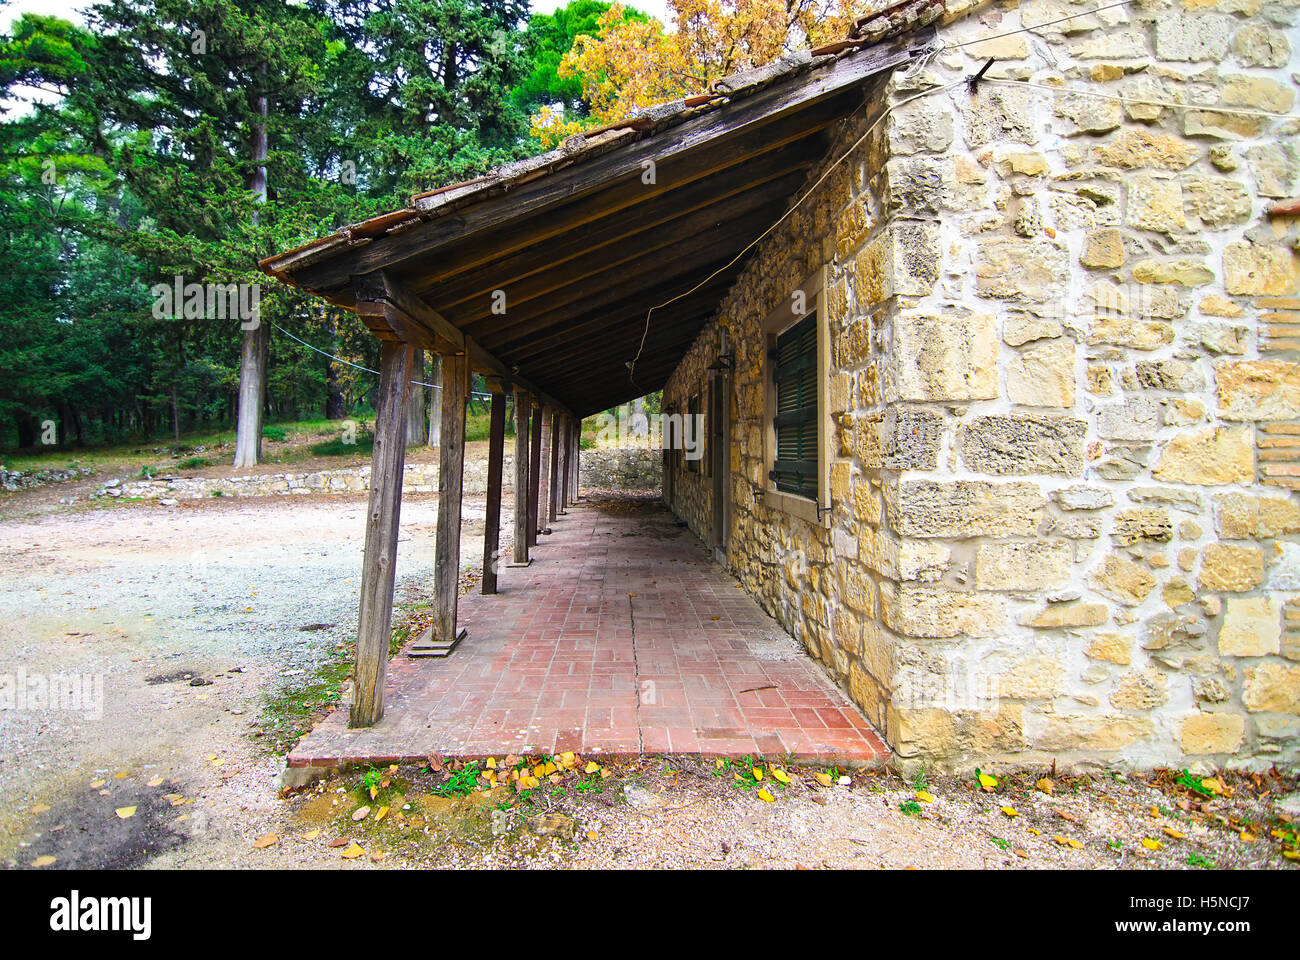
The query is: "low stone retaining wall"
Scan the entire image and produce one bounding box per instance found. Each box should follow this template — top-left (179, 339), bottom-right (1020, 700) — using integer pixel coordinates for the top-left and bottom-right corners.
top-left (579, 448), bottom-right (661, 491)
top-left (1, 466), bottom-right (95, 491)
top-left (91, 456), bottom-right (517, 502)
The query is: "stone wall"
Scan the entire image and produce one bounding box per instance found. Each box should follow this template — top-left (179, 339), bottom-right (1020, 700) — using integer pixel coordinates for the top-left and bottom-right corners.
top-left (90, 456), bottom-right (515, 501)
top-left (578, 448), bottom-right (663, 491)
top-left (664, 0), bottom-right (1300, 774)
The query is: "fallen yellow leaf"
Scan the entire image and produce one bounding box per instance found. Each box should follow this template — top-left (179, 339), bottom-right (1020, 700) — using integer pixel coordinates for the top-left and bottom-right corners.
top-left (978, 773), bottom-right (998, 791)
top-left (89, 780), bottom-right (106, 789)
top-left (1142, 838), bottom-right (1162, 851)
top-left (1163, 828), bottom-right (1186, 840)
top-left (770, 768), bottom-right (791, 784)
top-left (252, 834), bottom-right (278, 849)
top-left (814, 773), bottom-right (833, 787)
top-left (146, 776), bottom-right (164, 788)
top-left (752, 767), bottom-right (763, 781)
top-left (31, 855), bottom-right (57, 868)
top-left (115, 806), bottom-right (136, 819)
top-left (375, 806), bottom-right (389, 822)
top-left (31, 803), bottom-right (50, 815)
top-left (585, 761), bottom-right (601, 774)
top-left (340, 843), bottom-right (364, 859)
top-left (1240, 830), bottom-right (1256, 843)
top-left (757, 789), bottom-right (775, 802)
top-left (1035, 777), bottom-right (1054, 795)
top-left (302, 829), bottom-right (322, 841)
top-left (1001, 806), bottom-right (1018, 818)
top-left (916, 790), bottom-right (936, 804)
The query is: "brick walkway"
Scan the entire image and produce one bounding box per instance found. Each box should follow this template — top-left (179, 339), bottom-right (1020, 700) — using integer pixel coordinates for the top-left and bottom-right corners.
top-left (288, 495), bottom-right (888, 771)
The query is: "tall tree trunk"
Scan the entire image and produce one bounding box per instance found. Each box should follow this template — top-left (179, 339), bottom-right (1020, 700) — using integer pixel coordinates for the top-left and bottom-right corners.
top-left (233, 321), bottom-right (270, 467)
top-left (427, 354), bottom-right (442, 449)
top-left (15, 413), bottom-right (36, 448)
top-left (324, 308), bottom-right (346, 420)
top-left (233, 80), bottom-right (269, 469)
top-left (406, 349), bottom-right (427, 445)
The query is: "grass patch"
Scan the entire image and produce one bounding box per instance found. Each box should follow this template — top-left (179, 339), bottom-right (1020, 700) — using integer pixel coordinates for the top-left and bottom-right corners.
top-left (310, 433), bottom-right (374, 457)
top-left (177, 457), bottom-right (210, 470)
top-left (259, 652), bottom-right (352, 754)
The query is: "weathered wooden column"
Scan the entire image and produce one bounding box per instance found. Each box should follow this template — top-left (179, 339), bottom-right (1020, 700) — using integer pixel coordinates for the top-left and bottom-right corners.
top-left (547, 409), bottom-right (561, 523)
top-left (510, 388), bottom-right (531, 566)
top-left (570, 420), bottom-right (580, 501)
top-left (527, 400), bottom-right (542, 548)
top-left (350, 340), bottom-right (413, 727)
top-left (537, 404), bottom-right (551, 536)
top-left (559, 413), bottom-right (569, 512)
top-left (481, 379), bottom-right (507, 594)
top-left (431, 347), bottom-right (469, 643)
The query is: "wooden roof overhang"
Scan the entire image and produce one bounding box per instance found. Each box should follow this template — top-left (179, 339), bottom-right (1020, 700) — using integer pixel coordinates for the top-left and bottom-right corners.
top-left (259, 28), bottom-right (935, 419)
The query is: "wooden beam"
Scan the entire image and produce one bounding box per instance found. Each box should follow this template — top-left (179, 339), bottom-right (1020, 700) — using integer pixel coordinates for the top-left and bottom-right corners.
top-left (355, 270), bottom-right (575, 420)
top-left (462, 204), bottom-right (782, 343)
top-left (527, 400), bottom-right (543, 549)
top-left (511, 388), bottom-right (531, 565)
top-left (350, 340), bottom-right (412, 728)
top-left (433, 347), bottom-right (470, 641)
top-left (429, 152), bottom-right (814, 310)
top-left (482, 383), bottom-right (507, 594)
top-left (439, 167), bottom-right (809, 319)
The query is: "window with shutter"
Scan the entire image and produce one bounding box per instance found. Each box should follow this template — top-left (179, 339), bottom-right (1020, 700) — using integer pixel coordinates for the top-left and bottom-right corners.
top-left (771, 310), bottom-right (819, 499)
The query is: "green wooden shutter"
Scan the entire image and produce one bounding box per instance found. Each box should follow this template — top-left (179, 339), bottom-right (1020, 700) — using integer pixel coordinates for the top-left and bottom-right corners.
top-left (771, 311), bottom-right (818, 499)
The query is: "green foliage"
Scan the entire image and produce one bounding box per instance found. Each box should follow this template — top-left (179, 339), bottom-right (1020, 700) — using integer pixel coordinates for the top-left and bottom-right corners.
top-left (511, 1), bottom-right (648, 121)
top-left (0, 1), bottom-right (587, 452)
top-left (310, 432), bottom-right (372, 456)
top-left (433, 762), bottom-right (483, 798)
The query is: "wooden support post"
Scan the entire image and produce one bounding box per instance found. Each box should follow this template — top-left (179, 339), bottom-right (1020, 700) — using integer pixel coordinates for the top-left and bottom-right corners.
top-left (570, 420), bottom-right (580, 501)
top-left (537, 404), bottom-right (551, 536)
top-left (350, 341), bottom-right (412, 728)
top-left (547, 409), bottom-right (561, 523)
top-left (510, 389), bottom-right (531, 566)
top-left (481, 382), bottom-right (506, 594)
top-left (432, 348), bottom-right (469, 642)
top-left (527, 400), bottom-right (542, 548)
top-left (556, 413), bottom-right (568, 516)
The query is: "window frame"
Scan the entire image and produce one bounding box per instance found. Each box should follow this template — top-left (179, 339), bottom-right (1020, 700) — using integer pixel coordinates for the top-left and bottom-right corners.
top-left (761, 265), bottom-right (830, 527)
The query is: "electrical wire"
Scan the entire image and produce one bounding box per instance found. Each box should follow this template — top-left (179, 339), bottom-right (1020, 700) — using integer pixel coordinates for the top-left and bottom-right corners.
top-left (271, 322), bottom-right (491, 398)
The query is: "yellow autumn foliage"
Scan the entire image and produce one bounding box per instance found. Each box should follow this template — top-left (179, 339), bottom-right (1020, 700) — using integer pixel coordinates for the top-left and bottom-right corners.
top-left (531, 0), bottom-right (868, 148)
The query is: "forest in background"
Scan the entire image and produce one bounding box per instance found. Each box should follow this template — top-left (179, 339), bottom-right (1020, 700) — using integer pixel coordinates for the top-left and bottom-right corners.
top-left (0, 0), bottom-right (854, 460)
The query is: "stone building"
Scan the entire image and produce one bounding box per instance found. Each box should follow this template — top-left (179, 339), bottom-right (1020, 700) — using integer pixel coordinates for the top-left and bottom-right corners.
top-left (263, 0), bottom-right (1299, 775)
top-left (662, 0), bottom-right (1300, 771)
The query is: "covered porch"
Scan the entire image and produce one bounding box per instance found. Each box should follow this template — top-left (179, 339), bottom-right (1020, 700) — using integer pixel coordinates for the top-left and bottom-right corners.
top-left (287, 495), bottom-right (886, 770)
top-left (260, 32), bottom-right (928, 769)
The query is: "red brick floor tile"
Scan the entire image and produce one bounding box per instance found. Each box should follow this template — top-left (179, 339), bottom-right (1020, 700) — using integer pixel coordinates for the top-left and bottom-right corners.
top-left (289, 498), bottom-right (888, 770)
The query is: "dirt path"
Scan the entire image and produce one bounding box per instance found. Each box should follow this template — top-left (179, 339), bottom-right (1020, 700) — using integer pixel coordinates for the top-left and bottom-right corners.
top-left (0, 491), bottom-right (506, 869)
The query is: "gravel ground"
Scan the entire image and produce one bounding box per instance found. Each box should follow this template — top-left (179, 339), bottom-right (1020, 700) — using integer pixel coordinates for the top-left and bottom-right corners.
top-left (0, 490), bottom-right (501, 869)
top-left (258, 756), bottom-right (1299, 871)
top-left (2, 485), bottom-right (1297, 871)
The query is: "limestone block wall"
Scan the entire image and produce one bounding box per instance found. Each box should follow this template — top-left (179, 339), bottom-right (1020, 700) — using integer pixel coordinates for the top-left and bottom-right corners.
top-left (664, 0), bottom-right (1300, 774)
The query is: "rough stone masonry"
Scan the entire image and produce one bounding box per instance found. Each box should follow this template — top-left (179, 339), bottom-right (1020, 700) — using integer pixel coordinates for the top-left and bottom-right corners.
top-left (664, 0), bottom-right (1300, 774)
